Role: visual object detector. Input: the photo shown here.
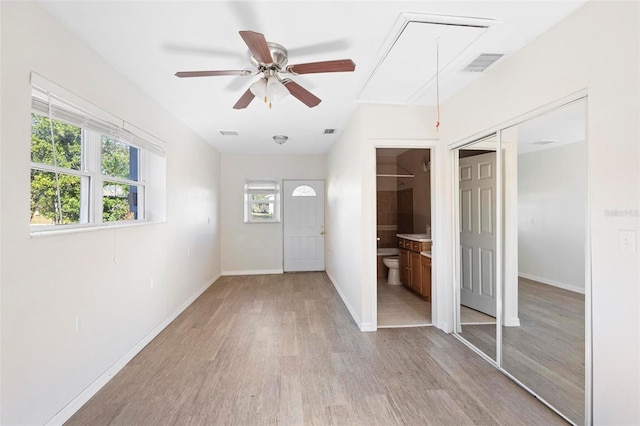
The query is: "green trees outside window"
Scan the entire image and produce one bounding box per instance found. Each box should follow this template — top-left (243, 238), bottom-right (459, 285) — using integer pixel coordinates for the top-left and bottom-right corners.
top-left (244, 181), bottom-right (280, 223)
top-left (30, 114), bottom-right (83, 224)
top-left (101, 137), bottom-right (139, 222)
top-left (30, 113), bottom-right (143, 227)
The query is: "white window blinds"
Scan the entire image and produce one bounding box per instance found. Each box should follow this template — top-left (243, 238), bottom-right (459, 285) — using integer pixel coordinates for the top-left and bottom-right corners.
top-left (30, 72), bottom-right (166, 157)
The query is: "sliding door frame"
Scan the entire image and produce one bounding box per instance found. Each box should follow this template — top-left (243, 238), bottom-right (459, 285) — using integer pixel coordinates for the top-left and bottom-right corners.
top-left (450, 89), bottom-right (591, 425)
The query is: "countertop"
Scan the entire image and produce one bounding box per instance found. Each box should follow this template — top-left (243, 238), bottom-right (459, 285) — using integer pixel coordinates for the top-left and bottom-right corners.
top-left (420, 251), bottom-right (432, 258)
top-left (396, 233), bottom-right (432, 242)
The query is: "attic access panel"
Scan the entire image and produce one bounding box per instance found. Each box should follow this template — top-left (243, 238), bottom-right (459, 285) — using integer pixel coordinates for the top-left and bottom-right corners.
top-left (359, 16), bottom-right (489, 103)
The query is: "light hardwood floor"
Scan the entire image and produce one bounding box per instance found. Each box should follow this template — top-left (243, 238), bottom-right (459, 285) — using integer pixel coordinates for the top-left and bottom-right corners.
top-left (457, 277), bottom-right (585, 424)
top-left (66, 273), bottom-right (566, 425)
top-left (376, 279), bottom-right (431, 327)
top-left (460, 306), bottom-right (496, 325)
top-left (503, 278), bottom-right (585, 425)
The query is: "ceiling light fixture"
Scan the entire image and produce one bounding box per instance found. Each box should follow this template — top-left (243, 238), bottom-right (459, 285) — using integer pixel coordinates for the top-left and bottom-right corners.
top-left (249, 75), bottom-right (289, 109)
top-left (273, 135), bottom-right (288, 145)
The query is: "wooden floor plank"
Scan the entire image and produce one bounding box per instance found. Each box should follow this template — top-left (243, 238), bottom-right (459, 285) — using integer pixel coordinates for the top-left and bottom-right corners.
top-left (376, 279), bottom-right (431, 327)
top-left (457, 277), bottom-right (585, 424)
top-left (65, 272), bottom-right (565, 425)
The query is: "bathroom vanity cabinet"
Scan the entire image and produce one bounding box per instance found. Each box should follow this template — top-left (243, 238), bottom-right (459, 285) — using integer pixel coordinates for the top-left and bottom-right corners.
top-left (397, 235), bottom-right (432, 301)
top-left (420, 255), bottom-right (431, 302)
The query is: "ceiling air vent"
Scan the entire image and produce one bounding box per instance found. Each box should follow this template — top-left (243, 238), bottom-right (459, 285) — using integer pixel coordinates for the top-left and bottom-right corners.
top-left (463, 53), bottom-right (504, 72)
top-left (324, 129), bottom-right (336, 134)
top-left (218, 130), bottom-right (239, 136)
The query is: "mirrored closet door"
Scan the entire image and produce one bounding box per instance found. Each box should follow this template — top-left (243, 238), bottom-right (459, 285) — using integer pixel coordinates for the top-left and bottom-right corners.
top-left (454, 98), bottom-right (589, 425)
top-left (500, 99), bottom-right (587, 425)
top-left (456, 134), bottom-right (499, 361)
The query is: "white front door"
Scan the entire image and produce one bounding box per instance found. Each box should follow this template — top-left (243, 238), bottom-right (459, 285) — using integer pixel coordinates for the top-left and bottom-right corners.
top-left (459, 152), bottom-right (497, 317)
top-left (283, 180), bottom-right (325, 272)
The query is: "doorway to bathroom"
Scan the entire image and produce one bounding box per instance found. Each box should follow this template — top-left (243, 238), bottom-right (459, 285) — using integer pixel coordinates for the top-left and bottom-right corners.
top-left (376, 147), bottom-right (433, 327)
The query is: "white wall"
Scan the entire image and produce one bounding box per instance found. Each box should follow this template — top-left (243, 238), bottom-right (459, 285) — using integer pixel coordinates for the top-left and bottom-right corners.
top-left (326, 108), bottom-right (367, 328)
top-left (220, 154), bottom-right (325, 275)
top-left (0, 3), bottom-right (221, 425)
top-left (439, 1), bottom-right (639, 423)
top-left (326, 104), bottom-right (438, 331)
top-left (502, 127), bottom-right (520, 327)
top-left (518, 141), bottom-right (587, 293)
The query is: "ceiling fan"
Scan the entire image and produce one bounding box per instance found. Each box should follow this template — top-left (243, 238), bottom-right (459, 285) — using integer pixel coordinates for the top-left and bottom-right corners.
top-left (175, 30), bottom-right (356, 109)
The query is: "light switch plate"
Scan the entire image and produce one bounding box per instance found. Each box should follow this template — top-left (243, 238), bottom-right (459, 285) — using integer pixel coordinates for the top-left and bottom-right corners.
top-left (619, 230), bottom-right (637, 254)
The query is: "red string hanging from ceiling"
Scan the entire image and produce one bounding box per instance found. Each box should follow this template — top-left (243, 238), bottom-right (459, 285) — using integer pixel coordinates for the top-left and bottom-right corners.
top-left (435, 39), bottom-right (440, 131)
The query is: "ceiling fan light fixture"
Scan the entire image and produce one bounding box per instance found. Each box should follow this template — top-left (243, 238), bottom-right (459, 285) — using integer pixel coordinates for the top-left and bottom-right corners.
top-left (267, 77), bottom-right (289, 100)
top-left (273, 135), bottom-right (288, 145)
top-left (249, 77), bottom-right (267, 98)
top-left (249, 76), bottom-right (288, 108)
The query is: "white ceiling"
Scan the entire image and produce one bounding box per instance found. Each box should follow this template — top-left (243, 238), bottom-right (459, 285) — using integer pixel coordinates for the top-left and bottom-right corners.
top-left (39, 1), bottom-right (587, 156)
top-left (517, 99), bottom-right (587, 154)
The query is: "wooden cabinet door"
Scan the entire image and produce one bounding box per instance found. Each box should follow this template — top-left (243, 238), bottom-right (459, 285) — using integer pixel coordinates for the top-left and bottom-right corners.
top-left (399, 249), bottom-right (409, 285)
top-left (409, 251), bottom-right (422, 293)
top-left (421, 256), bottom-right (432, 302)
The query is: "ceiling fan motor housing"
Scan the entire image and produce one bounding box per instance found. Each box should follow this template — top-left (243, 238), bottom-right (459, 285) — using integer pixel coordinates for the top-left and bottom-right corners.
top-left (249, 42), bottom-right (289, 71)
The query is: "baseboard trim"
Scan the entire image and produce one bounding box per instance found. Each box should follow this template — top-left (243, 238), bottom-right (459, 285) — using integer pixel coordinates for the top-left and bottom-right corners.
top-left (518, 273), bottom-right (585, 295)
top-left (325, 270), bottom-right (367, 331)
top-left (360, 322), bottom-right (376, 332)
top-left (45, 273), bottom-right (220, 426)
top-left (504, 317), bottom-right (521, 327)
top-left (222, 269), bottom-right (283, 276)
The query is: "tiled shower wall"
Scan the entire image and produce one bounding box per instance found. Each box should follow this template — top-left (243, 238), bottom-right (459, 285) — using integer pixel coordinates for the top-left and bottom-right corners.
top-left (376, 191), bottom-right (398, 248)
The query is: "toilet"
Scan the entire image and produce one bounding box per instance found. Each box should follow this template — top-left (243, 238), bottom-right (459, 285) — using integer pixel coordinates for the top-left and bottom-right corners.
top-left (382, 256), bottom-right (401, 285)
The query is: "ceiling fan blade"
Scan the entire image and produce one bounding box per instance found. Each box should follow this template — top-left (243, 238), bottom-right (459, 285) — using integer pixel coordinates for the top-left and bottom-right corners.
top-left (175, 70), bottom-right (252, 78)
top-left (233, 88), bottom-right (255, 109)
top-left (239, 30), bottom-right (273, 64)
top-left (286, 59), bottom-right (355, 75)
top-left (282, 79), bottom-right (321, 108)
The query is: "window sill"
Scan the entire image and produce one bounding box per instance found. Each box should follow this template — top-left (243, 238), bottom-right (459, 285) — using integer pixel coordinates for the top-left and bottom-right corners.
top-left (29, 219), bottom-right (166, 238)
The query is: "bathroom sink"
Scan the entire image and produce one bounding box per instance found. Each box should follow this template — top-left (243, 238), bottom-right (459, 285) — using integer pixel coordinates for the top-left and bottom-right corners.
top-left (409, 233), bottom-right (431, 239)
top-left (397, 233), bottom-right (432, 242)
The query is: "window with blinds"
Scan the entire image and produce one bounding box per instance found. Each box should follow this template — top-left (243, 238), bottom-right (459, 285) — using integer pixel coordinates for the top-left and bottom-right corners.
top-left (244, 180), bottom-right (281, 223)
top-left (30, 74), bottom-right (166, 232)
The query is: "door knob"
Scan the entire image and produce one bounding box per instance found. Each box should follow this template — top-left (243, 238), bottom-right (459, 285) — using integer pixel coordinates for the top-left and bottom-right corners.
top-left (320, 231), bottom-right (325, 235)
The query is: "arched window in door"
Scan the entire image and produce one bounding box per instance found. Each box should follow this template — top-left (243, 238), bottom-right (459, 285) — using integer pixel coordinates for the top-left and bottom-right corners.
top-left (291, 185), bottom-right (317, 197)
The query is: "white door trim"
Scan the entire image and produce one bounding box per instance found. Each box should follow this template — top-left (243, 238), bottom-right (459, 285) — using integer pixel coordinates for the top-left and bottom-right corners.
top-left (366, 138), bottom-right (438, 331)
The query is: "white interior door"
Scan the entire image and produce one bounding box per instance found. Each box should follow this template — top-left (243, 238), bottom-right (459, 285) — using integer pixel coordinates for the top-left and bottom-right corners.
top-left (459, 152), bottom-right (497, 317)
top-left (283, 180), bottom-right (325, 272)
